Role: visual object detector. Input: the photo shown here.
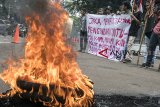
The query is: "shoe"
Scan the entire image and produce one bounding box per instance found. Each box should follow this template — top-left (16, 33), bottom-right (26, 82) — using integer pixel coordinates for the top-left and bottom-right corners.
top-left (123, 59), bottom-right (131, 63)
top-left (82, 50), bottom-right (85, 53)
top-left (141, 63), bottom-right (146, 67)
top-left (151, 64), bottom-right (154, 67)
top-left (145, 62), bottom-right (151, 68)
top-left (141, 63), bottom-right (153, 68)
top-left (121, 59), bottom-right (127, 63)
top-left (78, 50), bottom-right (82, 52)
top-left (122, 59), bottom-right (126, 63)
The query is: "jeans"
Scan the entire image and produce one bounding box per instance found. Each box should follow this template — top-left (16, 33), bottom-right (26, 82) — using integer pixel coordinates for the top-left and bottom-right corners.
top-left (146, 33), bottom-right (160, 64)
top-left (80, 30), bottom-right (87, 51)
top-left (143, 36), bottom-right (156, 64)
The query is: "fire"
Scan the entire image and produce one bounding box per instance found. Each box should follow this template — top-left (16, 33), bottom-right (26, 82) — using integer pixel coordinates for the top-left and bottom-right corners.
top-left (0, 1), bottom-right (94, 107)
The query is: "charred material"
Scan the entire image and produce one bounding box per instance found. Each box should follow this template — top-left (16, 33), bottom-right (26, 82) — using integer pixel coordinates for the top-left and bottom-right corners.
top-left (0, 89), bottom-right (44, 107)
top-left (16, 79), bottom-right (93, 107)
top-left (1, 93), bottom-right (160, 107)
top-left (16, 79), bottom-right (72, 105)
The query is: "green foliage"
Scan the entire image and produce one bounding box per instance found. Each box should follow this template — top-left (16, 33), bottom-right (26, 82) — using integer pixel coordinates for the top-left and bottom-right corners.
top-left (64, 0), bottom-right (127, 14)
top-left (0, 0), bottom-right (8, 16)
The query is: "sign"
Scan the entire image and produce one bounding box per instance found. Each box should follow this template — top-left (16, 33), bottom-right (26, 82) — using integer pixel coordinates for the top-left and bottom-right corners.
top-left (87, 14), bottom-right (131, 61)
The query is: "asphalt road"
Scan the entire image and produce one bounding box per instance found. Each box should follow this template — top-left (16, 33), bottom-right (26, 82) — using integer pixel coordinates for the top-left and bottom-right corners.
top-left (77, 52), bottom-right (160, 96)
top-left (0, 40), bottom-right (160, 97)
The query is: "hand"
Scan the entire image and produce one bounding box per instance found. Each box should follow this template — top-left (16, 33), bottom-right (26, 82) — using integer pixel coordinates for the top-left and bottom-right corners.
top-left (131, 14), bottom-right (136, 19)
top-left (130, 13), bottom-right (134, 17)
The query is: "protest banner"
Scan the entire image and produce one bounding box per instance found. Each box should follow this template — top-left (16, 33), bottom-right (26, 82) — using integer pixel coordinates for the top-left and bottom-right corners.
top-left (87, 14), bottom-right (131, 61)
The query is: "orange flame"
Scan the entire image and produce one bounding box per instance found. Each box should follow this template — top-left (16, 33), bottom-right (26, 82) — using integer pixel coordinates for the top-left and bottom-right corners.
top-left (0, 2), bottom-right (94, 107)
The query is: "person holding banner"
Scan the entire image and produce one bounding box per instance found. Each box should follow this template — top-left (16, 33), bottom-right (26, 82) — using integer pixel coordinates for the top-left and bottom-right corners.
top-left (79, 8), bottom-right (87, 53)
top-left (120, 1), bottom-right (131, 62)
top-left (97, 8), bottom-right (104, 15)
top-left (104, 6), bottom-right (112, 15)
top-left (123, 1), bottom-right (142, 63)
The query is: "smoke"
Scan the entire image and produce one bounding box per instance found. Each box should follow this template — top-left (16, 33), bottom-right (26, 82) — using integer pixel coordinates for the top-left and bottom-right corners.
top-left (9, 0), bottom-right (65, 21)
top-left (8, 0), bottom-right (68, 37)
top-left (20, 0), bottom-right (49, 17)
top-left (11, 0), bottom-right (50, 18)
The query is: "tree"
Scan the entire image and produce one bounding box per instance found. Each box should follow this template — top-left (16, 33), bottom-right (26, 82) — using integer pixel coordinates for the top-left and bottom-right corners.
top-left (0, 0), bottom-right (8, 17)
top-left (64, 0), bottom-right (127, 14)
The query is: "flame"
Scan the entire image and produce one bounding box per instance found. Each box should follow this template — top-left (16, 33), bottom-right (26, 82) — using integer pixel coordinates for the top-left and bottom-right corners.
top-left (0, 2), bottom-right (94, 107)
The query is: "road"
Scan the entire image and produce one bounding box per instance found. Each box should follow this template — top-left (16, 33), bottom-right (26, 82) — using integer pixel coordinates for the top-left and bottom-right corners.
top-left (77, 52), bottom-right (160, 96)
top-left (0, 37), bottom-right (160, 97)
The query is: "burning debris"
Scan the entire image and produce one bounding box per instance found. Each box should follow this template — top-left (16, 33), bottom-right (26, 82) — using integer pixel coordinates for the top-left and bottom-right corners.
top-left (0, 0), bottom-right (94, 106)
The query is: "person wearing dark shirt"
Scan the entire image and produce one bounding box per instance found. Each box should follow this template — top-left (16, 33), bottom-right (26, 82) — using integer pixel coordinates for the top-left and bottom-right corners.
top-left (141, 1), bottom-right (157, 67)
top-left (144, 5), bottom-right (160, 67)
top-left (142, 16), bottom-right (156, 67)
top-left (123, 2), bottom-right (142, 63)
top-left (79, 8), bottom-right (87, 53)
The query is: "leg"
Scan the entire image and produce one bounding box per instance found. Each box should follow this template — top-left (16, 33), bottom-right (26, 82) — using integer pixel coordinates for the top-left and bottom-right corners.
top-left (122, 35), bottom-right (129, 62)
top-left (143, 36), bottom-right (150, 63)
top-left (142, 36), bottom-right (152, 67)
top-left (79, 31), bottom-right (83, 52)
top-left (83, 31), bottom-right (88, 52)
top-left (125, 36), bottom-right (136, 61)
top-left (146, 33), bottom-right (159, 67)
top-left (122, 47), bottom-right (128, 63)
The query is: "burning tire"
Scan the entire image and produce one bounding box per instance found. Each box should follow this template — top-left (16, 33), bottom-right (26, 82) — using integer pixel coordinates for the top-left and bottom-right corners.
top-left (0, 0), bottom-right (94, 106)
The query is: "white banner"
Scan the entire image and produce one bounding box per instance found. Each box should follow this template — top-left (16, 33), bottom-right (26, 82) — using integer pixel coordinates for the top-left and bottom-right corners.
top-left (87, 14), bottom-right (131, 61)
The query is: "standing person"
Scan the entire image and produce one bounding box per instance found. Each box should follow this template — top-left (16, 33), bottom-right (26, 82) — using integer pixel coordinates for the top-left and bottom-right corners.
top-left (121, 1), bottom-right (131, 14)
top-left (143, 5), bottom-right (160, 67)
top-left (104, 6), bottom-right (112, 15)
top-left (119, 5), bottom-right (125, 14)
top-left (120, 1), bottom-right (131, 62)
top-left (97, 8), bottom-right (104, 15)
top-left (79, 8), bottom-right (87, 53)
top-left (123, 2), bottom-right (142, 63)
top-left (141, 2), bottom-right (157, 67)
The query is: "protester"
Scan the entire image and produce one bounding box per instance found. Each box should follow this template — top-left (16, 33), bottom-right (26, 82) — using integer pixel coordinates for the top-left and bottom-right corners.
top-left (123, 2), bottom-right (142, 63)
top-left (118, 5), bottom-right (125, 14)
top-left (79, 8), bottom-right (87, 53)
top-left (121, 1), bottom-right (131, 14)
top-left (116, 10), bottom-right (121, 15)
top-left (104, 6), bottom-right (112, 15)
top-left (143, 5), bottom-right (160, 67)
top-left (97, 8), bottom-right (104, 15)
top-left (141, 5), bottom-right (157, 67)
top-left (120, 1), bottom-right (131, 62)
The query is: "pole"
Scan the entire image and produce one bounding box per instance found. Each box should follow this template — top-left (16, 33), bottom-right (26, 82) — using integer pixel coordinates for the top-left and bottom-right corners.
top-left (136, 0), bottom-right (155, 65)
top-left (136, 17), bottom-right (148, 65)
top-left (131, 0), bottom-right (135, 13)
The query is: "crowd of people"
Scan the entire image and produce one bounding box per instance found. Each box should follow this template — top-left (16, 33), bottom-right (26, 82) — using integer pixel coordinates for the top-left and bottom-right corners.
top-left (79, 1), bottom-right (160, 68)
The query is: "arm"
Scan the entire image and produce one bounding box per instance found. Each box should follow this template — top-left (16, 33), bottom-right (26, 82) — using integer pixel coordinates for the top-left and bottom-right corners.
top-left (131, 14), bottom-right (141, 25)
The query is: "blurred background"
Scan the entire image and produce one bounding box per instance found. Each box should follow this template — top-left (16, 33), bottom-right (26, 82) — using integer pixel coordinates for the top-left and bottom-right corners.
top-left (0, 0), bottom-right (146, 39)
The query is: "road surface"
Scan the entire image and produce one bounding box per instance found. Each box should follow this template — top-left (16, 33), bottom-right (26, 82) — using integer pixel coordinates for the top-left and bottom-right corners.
top-left (0, 37), bottom-right (160, 97)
